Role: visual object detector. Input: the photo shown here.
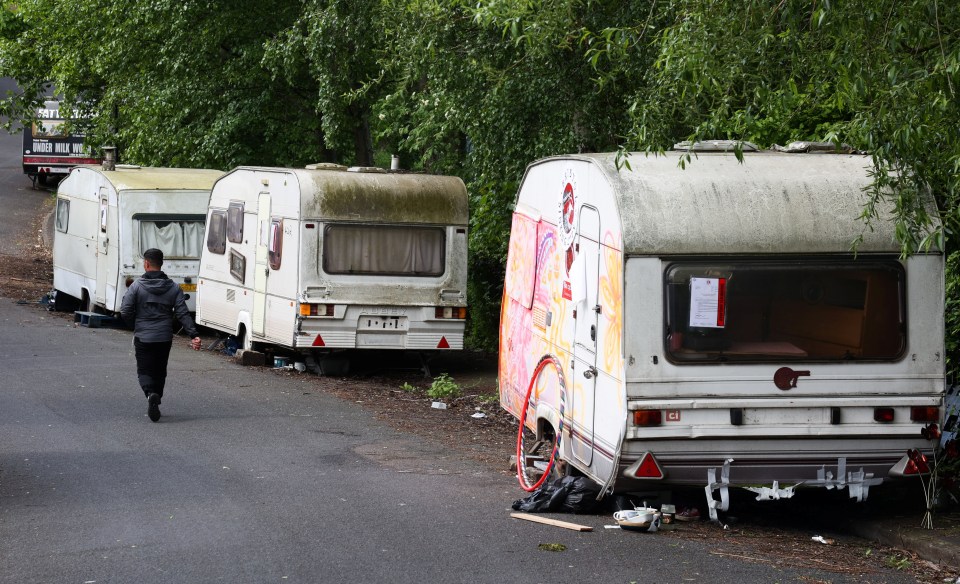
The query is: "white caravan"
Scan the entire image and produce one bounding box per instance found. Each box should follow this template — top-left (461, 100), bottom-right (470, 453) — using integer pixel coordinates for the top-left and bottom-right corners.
top-left (196, 165), bottom-right (469, 356)
top-left (52, 165), bottom-right (223, 313)
top-left (500, 143), bottom-right (944, 515)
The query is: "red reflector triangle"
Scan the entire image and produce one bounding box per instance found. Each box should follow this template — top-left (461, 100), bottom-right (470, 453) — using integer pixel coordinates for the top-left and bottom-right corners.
top-left (636, 452), bottom-right (664, 478)
top-left (312, 335), bottom-right (325, 347)
top-left (437, 336), bottom-right (450, 349)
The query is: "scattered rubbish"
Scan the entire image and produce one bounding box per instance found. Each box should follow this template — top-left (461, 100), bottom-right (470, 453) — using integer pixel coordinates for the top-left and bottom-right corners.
top-left (510, 512), bottom-right (593, 532)
top-left (294, 362), bottom-right (306, 372)
top-left (273, 356), bottom-right (290, 368)
top-left (613, 507), bottom-right (661, 532)
top-left (811, 535), bottom-right (835, 545)
top-left (660, 504), bottom-right (676, 530)
top-left (221, 337), bottom-right (239, 356)
top-left (431, 401), bottom-right (448, 410)
top-left (471, 412), bottom-right (486, 419)
top-left (512, 476), bottom-right (602, 514)
top-left (537, 543), bottom-right (567, 552)
top-left (676, 507), bottom-right (700, 522)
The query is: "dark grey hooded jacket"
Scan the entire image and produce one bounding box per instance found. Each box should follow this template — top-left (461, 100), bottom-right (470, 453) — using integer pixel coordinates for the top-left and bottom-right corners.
top-left (119, 271), bottom-right (199, 342)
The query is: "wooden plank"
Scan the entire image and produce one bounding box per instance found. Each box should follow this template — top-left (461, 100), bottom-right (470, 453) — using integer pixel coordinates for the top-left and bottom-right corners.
top-left (510, 513), bottom-right (593, 532)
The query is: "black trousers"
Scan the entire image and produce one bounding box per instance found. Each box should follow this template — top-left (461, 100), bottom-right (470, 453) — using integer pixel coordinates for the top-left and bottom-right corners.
top-left (134, 337), bottom-right (173, 400)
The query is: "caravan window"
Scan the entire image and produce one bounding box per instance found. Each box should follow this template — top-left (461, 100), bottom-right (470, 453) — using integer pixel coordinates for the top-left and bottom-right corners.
top-left (664, 260), bottom-right (905, 363)
top-left (322, 224), bottom-right (445, 276)
top-left (268, 219), bottom-right (283, 270)
top-left (227, 202), bottom-right (244, 243)
top-left (55, 198), bottom-right (69, 232)
top-left (206, 210), bottom-right (227, 254)
top-left (138, 215), bottom-right (205, 259)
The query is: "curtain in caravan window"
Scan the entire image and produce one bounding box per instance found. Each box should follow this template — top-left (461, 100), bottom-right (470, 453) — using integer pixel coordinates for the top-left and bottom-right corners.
top-left (140, 220), bottom-right (205, 259)
top-left (323, 225), bottom-right (445, 276)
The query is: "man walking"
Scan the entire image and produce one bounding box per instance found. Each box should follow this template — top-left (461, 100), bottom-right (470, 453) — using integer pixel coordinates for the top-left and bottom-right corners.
top-left (120, 248), bottom-right (202, 422)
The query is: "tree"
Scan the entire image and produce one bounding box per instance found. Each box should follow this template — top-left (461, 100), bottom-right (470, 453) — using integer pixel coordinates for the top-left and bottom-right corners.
top-left (597, 0), bottom-right (960, 378)
top-left (1, 0), bottom-right (321, 169)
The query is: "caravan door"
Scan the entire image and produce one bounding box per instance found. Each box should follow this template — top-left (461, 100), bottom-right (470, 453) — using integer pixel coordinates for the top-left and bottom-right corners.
top-left (252, 193), bottom-right (270, 336)
top-left (95, 188), bottom-right (110, 306)
top-left (570, 206), bottom-right (601, 466)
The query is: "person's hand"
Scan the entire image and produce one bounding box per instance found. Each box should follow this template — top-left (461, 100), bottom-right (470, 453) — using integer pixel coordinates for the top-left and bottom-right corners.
top-left (191, 337), bottom-right (202, 351)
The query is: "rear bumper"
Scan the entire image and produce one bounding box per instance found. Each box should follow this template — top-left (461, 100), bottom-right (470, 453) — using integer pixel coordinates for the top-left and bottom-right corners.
top-left (615, 437), bottom-right (932, 487)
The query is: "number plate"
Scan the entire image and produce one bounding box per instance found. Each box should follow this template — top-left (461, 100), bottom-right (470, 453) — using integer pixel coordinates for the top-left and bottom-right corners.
top-left (357, 315), bottom-right (408, 331)
top-left (179, 283), bottom-right (197, 292)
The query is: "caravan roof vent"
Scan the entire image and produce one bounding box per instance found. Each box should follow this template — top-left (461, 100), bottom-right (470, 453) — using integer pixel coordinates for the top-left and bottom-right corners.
top-left (672, 140), bottom-right (759, 153)
top-left (347, 166), bottom-right (387, 174)
top-left (305, 162), bottom-right (347, 171)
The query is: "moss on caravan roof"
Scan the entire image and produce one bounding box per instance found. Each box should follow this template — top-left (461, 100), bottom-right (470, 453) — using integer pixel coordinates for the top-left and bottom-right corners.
top-left (547, 151), bottom-right (939, 255)
top-left (91, 166), bottom-right (224, 191)
top-left (294, 169), bottom-right (469, 225)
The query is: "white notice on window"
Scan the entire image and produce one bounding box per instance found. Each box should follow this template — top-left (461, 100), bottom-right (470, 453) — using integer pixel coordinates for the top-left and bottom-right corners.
top-left (689, 277), bottom-right (725, 328)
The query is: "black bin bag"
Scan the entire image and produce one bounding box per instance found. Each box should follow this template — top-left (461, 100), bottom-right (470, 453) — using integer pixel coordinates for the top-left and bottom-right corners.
top-left (511, 476), bottom-right (602, 514)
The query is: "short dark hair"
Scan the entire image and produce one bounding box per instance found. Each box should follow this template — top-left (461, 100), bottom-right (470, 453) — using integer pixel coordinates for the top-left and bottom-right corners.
top-left (143, 248), bottom-right (164, 267)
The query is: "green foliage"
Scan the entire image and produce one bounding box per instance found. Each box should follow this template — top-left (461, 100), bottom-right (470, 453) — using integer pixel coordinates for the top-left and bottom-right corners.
top-left (3, 0), bottom-right (958, 356)
top-left (3, 0), bottom-right (320, 169)
top-left (400, 382), bottom-right (418, 393)
top-left (589, 0), bottom-right (959, 259)
top-left (427, 373), bottom-right (461, 400)
top-left (884, 554), bottom-right (911, 571)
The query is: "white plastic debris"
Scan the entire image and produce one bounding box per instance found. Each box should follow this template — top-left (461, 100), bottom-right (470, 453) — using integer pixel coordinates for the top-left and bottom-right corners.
top-left (811, 535), bottom-right (835, 545)
top-left (431, 401), bottom-right (447, 410)
top-left (471, 412), bottom-right (486, 419)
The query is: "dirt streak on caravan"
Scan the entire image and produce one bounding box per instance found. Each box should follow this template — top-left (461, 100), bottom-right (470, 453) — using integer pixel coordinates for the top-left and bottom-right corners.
top-left (500, 144), bottom-right (945, 514)
top-left (196, 164), bottom-right (468, 358)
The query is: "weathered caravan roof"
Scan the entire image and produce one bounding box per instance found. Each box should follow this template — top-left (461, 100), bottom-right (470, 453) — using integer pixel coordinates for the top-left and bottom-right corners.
top-left (537, 151), bottom-right (933, 255)
top-left (233, 167), bottom-right (469, 225)
top-left (72, 165), bottom-right (224, 191)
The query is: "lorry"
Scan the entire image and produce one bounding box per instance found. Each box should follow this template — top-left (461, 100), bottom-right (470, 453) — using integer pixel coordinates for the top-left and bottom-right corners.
top-left (52, 162), bottom-right (224, 314)
top-left (195, 164), bottom-right (469, 363)
top-left (22, 99), bottom-right (100, 186)
top-left (499, 143), bottom-right (944, 516)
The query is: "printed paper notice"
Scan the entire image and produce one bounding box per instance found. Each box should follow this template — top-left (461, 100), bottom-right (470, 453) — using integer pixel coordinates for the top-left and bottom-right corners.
top-left (689, 277), bottom-right (726, 328)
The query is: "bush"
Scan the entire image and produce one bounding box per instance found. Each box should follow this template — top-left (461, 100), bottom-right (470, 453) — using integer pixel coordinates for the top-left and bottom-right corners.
top-left (427, 373), bottom-right (461, 400)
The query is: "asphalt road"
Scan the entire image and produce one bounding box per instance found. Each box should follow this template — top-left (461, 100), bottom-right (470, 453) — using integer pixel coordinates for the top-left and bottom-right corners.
top-left (0, 303), bottom-right (919, 584)
top-left (0, 77), bottom-right (922, 583)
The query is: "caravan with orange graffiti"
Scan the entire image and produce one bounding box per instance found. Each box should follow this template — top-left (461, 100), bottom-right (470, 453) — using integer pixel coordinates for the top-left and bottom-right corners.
top-left (499, 142), bottom-right (944, 513)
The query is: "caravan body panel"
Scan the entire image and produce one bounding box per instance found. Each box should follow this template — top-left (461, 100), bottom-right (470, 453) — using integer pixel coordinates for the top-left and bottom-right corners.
top-left (197, 166), bottom-right (469, 352)
top-left (500, 151), bottom-right (944, 495)
top-left (53, 166), bottom-right (222, 313)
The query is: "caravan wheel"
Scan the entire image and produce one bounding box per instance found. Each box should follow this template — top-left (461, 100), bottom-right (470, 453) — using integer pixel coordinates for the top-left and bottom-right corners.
top-left (521, 423), bottom-right (567, 482)
top-left (238, 325), bottom-right (255, 352)
top-left (516, 355), bottom-right (567, 492)
top-left (80, 290), bottom-right (95, 313)
top-left (51, 290), bottom-right (80, 312)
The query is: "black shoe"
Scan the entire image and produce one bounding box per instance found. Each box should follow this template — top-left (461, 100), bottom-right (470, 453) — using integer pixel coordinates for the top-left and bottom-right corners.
top-left (147, 393), bottom-right (161, 422)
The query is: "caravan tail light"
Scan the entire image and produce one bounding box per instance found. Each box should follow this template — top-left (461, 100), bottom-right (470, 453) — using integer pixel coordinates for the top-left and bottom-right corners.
top-left (300, 303), bottom-right (334, 317)
top-left (873, 407), bottom-right (895, 422)
top-left (911, 406), bottom-right (940, 422)
top-left (633, 410), bottom-right (662, 427)
top-left (435, 307), bottom-right (467, 319)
